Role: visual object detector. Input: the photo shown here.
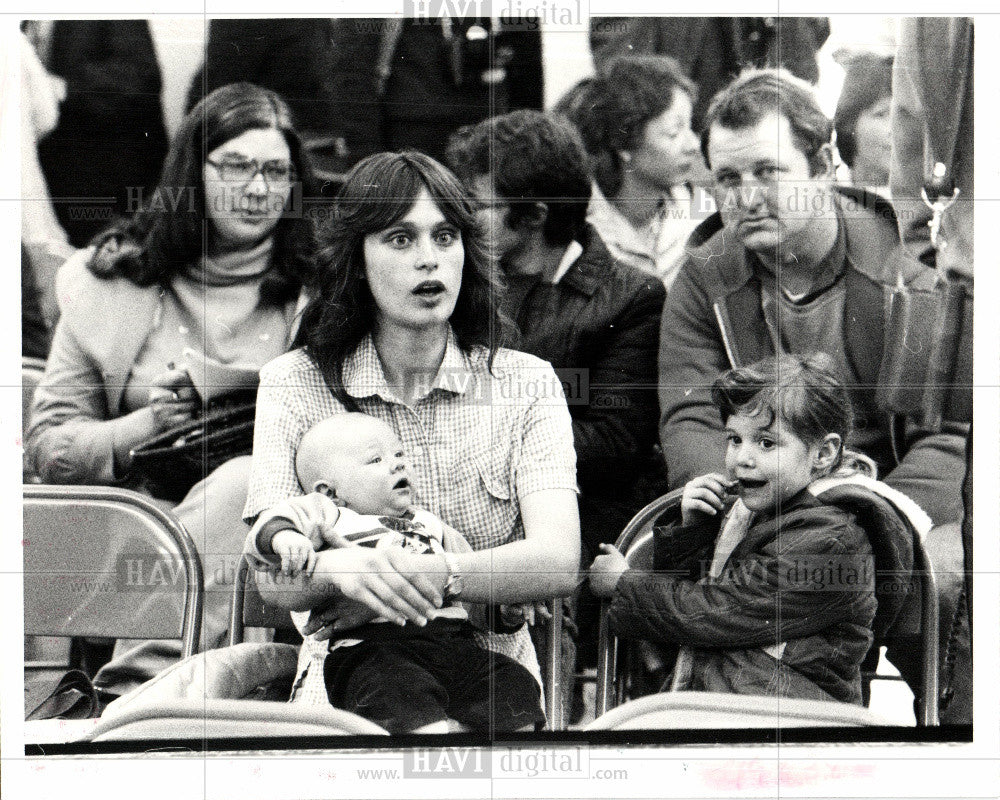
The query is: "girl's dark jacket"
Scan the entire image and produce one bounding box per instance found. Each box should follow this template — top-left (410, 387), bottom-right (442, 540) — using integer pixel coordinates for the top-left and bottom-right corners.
top-left (608, 489), bottom-right (877, 704)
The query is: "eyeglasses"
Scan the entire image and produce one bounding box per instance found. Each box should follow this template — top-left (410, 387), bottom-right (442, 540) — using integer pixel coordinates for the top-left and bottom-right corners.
top-left (206, 158), bottom-right (296, 185)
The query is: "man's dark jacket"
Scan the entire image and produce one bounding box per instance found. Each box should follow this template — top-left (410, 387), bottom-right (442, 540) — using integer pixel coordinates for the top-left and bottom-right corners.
top-left (514, 225), bottom-right (666, 555)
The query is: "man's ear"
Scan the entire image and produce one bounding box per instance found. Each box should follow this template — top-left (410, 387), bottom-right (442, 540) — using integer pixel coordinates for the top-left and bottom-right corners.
top-left (812, 433), bottom-right (842, 475)
top-left (810, 143), bottom-right (836, 179)
top-left (519, 201), bottom-right (549, 231)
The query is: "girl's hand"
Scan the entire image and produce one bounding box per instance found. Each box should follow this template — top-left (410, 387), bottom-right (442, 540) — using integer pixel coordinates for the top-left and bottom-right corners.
top-left (271, 530), bottom-right (317, 577)
top-left (588, 543), bottom-right (629, 598)
top-left (680, 472), bottom-right (733, 526)
top-left (147, 365), bottom-right (198, 432)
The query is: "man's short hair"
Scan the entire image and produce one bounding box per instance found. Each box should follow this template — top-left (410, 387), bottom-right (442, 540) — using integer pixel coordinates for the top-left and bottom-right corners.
top-left (446, 110), bottom-right (591, 247)
top-left (701, 68), bottom-right (833, 175)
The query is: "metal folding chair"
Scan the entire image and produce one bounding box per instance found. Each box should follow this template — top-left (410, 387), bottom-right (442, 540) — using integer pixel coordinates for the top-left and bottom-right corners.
top-left (23, 485), bottom-right (204, 660)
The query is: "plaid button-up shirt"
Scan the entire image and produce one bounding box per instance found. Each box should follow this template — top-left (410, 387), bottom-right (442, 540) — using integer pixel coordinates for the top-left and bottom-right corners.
top-left (244, 331), bottom-right (578, 707)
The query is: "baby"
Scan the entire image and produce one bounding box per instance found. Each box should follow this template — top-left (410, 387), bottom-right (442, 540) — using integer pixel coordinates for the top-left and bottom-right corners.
top-left (251, 413), bottom-right (544, 734)
top-left (590, 354), bottom-right (878, 704)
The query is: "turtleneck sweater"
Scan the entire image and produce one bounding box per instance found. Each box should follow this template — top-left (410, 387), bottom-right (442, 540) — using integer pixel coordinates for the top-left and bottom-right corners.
top-left (122, 237), bottom-right (297, 412)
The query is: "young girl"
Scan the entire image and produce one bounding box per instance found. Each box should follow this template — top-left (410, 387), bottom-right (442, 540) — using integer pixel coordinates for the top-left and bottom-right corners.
top-left (589, 354), bottom-right (877, 704)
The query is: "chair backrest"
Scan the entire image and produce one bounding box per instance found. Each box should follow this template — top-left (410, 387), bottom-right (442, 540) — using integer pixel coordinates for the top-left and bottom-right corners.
top-left (228, 556), bottom-right (297, 647)
top-left (595, 489), bottom-right (683, 717)
top-left (808, 479), bottom-right (939, 727)
top-left (23, 485), bottom-right (204, 659)
top-left (22, 357), bottom-right (47, 481)
top-left (594, 484), bottom-right (940, 726)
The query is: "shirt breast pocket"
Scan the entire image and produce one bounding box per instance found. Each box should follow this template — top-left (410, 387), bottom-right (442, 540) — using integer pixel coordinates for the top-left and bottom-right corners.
top-left (450, 448), bottom-right (519, 552)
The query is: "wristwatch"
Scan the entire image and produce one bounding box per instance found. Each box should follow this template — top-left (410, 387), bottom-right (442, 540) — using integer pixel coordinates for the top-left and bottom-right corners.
top-left (442, 552), bottom-right (464, 600)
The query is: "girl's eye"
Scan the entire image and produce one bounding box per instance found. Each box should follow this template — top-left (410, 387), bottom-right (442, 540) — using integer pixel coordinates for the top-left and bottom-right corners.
top-left (388, 233), bottom-right (411, 247)
top-left (435, 229), bottom-right (459, 246)
top-left (716, 174), bottom-right (739, 188)
top-left (725, 434), bottom-right (740, 446)
top-left (759, 438), bottom-right (776, 450)
top-left (756, 166), bottom-right (779, 180)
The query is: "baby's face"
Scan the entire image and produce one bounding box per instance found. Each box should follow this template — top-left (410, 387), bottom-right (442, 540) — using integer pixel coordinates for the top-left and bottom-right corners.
top-left (322, 424), bottom-right (413, 516)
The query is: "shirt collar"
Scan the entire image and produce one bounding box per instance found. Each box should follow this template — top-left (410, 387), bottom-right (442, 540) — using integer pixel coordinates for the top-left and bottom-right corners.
top-left (343, 328), bottom-right (474, 403)
top-left (586, 182), bottom-right (660, 263)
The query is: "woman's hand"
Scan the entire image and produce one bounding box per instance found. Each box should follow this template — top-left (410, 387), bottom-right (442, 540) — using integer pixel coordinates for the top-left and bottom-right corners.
top-left (588, 543), bottom-right (629, 598)
top-left (112, 366), bottom-right (200, 473)
top-left (300, 547), bottom-right (445, 637)
top-left (147, 364), bottom-right (199, 432)
top-left (680, 472), bottom-right (733, 526)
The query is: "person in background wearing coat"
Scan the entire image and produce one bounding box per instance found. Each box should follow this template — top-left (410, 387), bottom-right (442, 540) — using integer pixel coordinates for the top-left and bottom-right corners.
top-left (888, 17), bottom-right (974, 725)
top-left (26, 20), bottom-right (169, 248)
top-left (447, 111), bottom-right (667, 707)
top-left (187, 17), bottom-right (543, 175)
top-left (26, 83), bottom-right (319, 698)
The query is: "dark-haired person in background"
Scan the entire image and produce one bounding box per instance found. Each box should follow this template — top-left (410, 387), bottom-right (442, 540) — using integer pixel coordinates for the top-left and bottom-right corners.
top-left (658, 68), bottom-right (967, 721)
top-left (448, 111), bottom-right (666, 701)
top-left (448, 109), bottom-right (666, 568)
top-left (833, 53), bottom-right (894, 192)
top-left (555, 55), bottom-right (707, 290)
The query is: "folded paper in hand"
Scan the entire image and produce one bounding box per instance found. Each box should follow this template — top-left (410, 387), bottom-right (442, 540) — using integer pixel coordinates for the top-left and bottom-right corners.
top-left (180, 347), bottom-right (260, 403)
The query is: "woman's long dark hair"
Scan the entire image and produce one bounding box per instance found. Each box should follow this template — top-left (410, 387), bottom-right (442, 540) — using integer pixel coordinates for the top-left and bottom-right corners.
top-left (88, 82), bottom-right (317, 306)
top-left (295, 151), bottom-right (510, 409)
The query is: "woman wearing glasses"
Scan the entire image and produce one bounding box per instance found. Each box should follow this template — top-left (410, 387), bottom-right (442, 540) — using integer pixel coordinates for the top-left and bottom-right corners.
top-left (26, 82), bottom-right (318, 696)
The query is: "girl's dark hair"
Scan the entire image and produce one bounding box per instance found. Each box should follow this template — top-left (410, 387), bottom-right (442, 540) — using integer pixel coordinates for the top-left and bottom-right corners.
top-left (711, 353), bottom-right (853, 469)
top-left (554, 54), bottom-right (696, 199)
top-left (87, 82), bottom-right (318, 306)
top-left (833, 54), bottom-right (894, 168)
top-left (295, 151), bottom-right (510, 409)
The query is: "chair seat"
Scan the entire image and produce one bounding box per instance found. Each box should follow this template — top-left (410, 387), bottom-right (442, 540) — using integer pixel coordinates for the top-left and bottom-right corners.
top-left (585, 692), bottom-right (895, 730)
top-left (87, 698), bottom-right (390, 740)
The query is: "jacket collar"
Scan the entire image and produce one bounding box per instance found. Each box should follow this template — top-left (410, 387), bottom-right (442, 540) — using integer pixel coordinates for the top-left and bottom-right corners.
top-left (699, 186), bottom-right (899, 296)
top-left (553, 224), bottom-right (620, 298)
top-left (707, 188), bottom-right (895, 378)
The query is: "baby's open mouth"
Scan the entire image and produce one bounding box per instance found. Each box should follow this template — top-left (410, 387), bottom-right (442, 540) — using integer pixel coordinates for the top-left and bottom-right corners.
top-left (738, 478), bottom-right (767, 489)
top-left (393, 477), bottom-right (411, 490)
